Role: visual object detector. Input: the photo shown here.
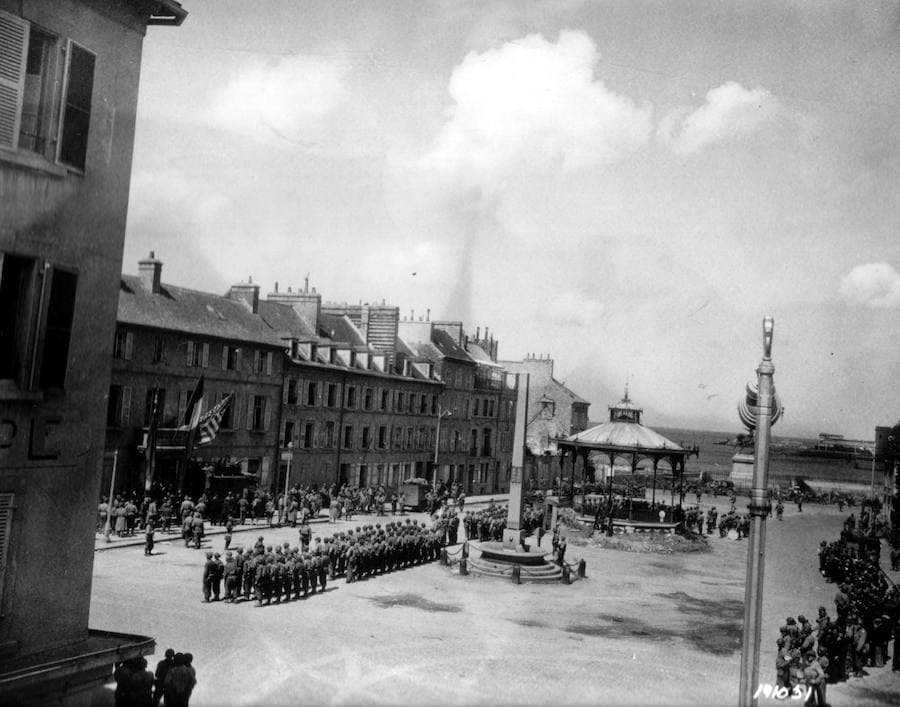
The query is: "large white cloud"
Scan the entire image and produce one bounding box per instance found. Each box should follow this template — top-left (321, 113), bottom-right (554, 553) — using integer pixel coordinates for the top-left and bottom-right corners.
top-left (207, 55), bottom-right (348, 144)
top-left (416, 31), bottom-right (653, 193)
top-left (839, 262), bottom-right (900, 308)
top-left (658, 81), bottom-right (778, 155)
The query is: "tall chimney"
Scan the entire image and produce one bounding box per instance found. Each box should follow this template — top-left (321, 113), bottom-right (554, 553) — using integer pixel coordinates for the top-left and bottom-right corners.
top-left (138, 252), bottom-right (162, 294)
top-left (228, 277), bottom-right (260, 314)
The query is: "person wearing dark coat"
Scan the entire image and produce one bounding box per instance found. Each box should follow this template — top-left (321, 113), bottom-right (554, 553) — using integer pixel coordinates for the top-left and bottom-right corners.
top-left (202, 552), bottom-right (215, 602)
top-left (153, 648), bottom-right (175, 705)
top-left (162, 653), bottom-right (196, 707)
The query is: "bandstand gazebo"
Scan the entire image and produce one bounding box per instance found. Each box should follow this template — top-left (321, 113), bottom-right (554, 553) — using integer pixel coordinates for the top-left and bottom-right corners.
top-left (555, 390), bottom-right (698, 533)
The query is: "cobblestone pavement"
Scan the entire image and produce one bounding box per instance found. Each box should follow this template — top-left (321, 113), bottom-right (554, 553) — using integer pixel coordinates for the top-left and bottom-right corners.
top-left (88, 501), bottom-right (900, 706)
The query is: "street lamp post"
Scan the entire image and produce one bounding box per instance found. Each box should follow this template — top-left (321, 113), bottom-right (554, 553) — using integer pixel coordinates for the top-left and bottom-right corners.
top-left (433, 407), bottom-right (452, 491)
top-left (104, 450), bottom-right (118, 542)
top-left (283, 443), bottom-right (294, 507)
top-left (739, 317), bottom-right (776, 707)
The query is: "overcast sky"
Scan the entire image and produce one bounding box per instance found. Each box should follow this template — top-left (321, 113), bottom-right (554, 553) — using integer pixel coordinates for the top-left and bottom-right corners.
top-left (126, 0), bottom-right (900, 439)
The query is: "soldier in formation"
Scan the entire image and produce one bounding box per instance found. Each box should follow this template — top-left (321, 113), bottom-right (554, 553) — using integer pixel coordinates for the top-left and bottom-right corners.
top-left (462, 506), bottom-right (508, 542)
top-left (201, 518), bottom-right (446, 606)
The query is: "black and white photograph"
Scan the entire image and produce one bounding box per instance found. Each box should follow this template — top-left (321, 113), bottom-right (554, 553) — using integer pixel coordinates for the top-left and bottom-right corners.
top-left (1, 1), bottom-right (899, 705)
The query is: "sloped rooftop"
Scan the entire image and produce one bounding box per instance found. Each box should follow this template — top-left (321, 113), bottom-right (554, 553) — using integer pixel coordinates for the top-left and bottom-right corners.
top-left (119, 275), bottom-right (288, 347)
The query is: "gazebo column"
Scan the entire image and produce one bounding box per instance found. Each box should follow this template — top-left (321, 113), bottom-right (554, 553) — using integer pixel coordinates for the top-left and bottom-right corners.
top-left (670, 468), bottom-right (675, 511)
top-left (629, 453), bottom-right (637, 521)
top-left (606, 453), bottom-right (615, 536)
top-left (678, 459), bottom-right (686, 514)
top-left (558, 448), bottom-right (567, 504)
top-left (579, 449), bottom-right (588, 514)
top-left (570, 449), bottom-right (578, 504)
top-left (651, 458), bottom-right (659, 508)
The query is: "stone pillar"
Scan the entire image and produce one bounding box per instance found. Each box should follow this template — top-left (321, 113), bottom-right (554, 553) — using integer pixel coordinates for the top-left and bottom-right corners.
top-left (503, 373), bottom-right (530, 546)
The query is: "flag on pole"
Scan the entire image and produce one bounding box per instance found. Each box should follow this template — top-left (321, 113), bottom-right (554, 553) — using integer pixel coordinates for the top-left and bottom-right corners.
top-left (179, 374), bottom-right (205, 430)
top-left (144, 386), bottom-right (162, 492)
top-left (197, 394), bottom-right (233, 446)
top-left (144, 387), bottom-right (162, 462)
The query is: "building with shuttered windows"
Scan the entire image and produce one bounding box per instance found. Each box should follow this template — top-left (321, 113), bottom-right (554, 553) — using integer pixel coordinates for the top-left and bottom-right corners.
top-left (0, 1), bottom-right (186, 702)
top-left (107, 257), bottom-right (286, 497)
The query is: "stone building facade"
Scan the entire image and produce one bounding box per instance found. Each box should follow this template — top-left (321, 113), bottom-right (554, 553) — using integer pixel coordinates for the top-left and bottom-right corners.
top-left (107, 258), bottom-right (285, 497)
top-left (499, 354), bottom-right (591, 489)
top-left (0, 1), bottom-right (186, 702)
top-left (108, 264), bottom-right (523, 500)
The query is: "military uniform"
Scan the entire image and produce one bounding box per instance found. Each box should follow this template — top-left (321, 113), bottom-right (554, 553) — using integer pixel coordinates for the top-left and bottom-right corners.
top-left (223, 553), bottom-right (238, 602)
top-left (202, 552), bottom-right (215, 602)
top-left (211, 553), bottom-right (224, 600)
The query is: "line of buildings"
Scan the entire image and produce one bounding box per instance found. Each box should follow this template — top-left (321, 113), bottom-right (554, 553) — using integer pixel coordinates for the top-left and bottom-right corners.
top-left (105, 254), bottom-right (592, 500)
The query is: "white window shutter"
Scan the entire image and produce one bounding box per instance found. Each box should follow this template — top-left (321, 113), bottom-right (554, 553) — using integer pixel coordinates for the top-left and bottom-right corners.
top-left (186, 341), bottom-right (194, 366)
top-left (235, 349), bottom-right (242, 370)
top-left (221, 345), bottom-right (228, 370)
top-left (282, 380), bottom-right (290, 404)
top-left (0, 11), bottom-right (28, 150)
top-left (124, 332), bottom-right (134, 361)
top-left (247, 398), bottom-right (254, 430)
top-left (201, 343), bottom-right (209, 368)
top-left (231, 395), bottom-right (241, 429)
top-left (266, 351), bottom-right (273, 375)
top-left (178, 390), bottom-right (188, 423)
top-left (253, 350), bottom-right (260, 373)
top-left (121, 386), bottom-right (132, 425)
top-left (263, 404), bottom-right (271, 431)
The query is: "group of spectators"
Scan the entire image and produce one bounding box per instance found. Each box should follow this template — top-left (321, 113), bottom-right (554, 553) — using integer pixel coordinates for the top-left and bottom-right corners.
top-left (776, 518), bottom-right (900, 705)
top-left (114, 649), bottom-right (195, 707)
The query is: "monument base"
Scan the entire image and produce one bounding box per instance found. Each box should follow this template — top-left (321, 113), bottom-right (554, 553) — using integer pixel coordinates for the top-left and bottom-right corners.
top-left (479, 540), bottom-right (549, 566)
top-left (730, 453), bottom-right (754, 487)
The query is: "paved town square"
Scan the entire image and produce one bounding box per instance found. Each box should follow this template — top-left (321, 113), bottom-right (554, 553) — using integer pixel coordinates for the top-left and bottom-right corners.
top-left (89, 499), bottom-right (899, 706)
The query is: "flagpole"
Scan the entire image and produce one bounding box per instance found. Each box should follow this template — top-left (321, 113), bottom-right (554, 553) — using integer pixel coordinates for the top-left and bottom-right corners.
top-left (178, 375), bottom-right (205, 496)
top-left (145, 387), bottom-right (160, 493)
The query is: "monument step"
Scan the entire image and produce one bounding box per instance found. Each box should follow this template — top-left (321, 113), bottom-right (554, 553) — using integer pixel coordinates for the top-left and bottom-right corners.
top-left (466, 557), bottom-right (563, 582)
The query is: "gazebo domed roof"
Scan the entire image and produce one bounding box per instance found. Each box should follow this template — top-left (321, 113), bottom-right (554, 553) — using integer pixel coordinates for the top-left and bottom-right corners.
top-left (565, 420), bottom-right (683, 452)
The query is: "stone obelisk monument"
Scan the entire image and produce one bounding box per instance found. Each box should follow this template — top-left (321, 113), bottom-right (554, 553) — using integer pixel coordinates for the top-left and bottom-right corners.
top-left (503, 372), bottom-right (530, 546)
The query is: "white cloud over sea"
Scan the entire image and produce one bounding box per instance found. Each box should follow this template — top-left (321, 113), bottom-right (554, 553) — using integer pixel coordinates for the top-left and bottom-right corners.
top-left (839, 262), bottom-right (900, 308)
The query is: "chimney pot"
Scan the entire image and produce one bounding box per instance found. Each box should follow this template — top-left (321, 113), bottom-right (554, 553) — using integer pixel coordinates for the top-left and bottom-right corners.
top-left (138, 252), bottom-right (163, 294)
top-left (275, 281), bottom-right (279, 292)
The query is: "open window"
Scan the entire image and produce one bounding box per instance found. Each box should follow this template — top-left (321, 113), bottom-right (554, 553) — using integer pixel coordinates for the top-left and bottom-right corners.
top-left (0, 11), bottom-right (96, 172)
top-left (0, 253), bottom-right (78, 394)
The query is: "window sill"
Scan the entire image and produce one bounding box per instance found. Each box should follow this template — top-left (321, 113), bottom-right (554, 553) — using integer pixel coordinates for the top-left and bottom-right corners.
top-left (0, 149), bottom-right (72, 179)
top-left (0, 380), bottom-right (43, 402)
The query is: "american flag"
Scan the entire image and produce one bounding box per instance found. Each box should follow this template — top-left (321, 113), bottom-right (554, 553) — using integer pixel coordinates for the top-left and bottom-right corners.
top-left (197, 394), bottom-right (233, 446)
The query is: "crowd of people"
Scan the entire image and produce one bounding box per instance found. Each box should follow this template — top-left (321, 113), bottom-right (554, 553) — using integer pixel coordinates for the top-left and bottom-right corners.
top-left (114, 648), bottom-right (196, 707)
top-left (773, 518), bottom-right (900, 705)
